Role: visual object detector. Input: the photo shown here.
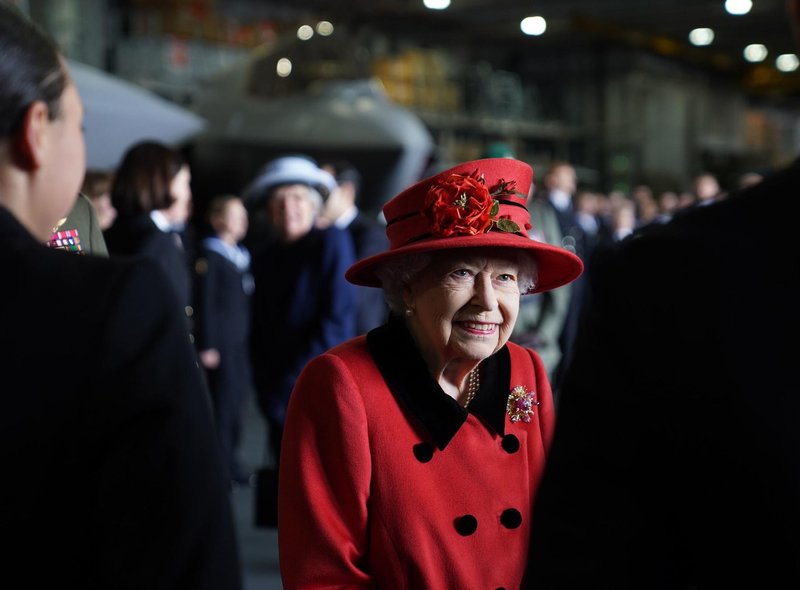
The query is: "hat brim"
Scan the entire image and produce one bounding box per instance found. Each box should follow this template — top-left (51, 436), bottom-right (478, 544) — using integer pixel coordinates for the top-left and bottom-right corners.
top-left (242, 171), bottom-right (336, 209)
top-left (345, 231), bottom-right (583, 295)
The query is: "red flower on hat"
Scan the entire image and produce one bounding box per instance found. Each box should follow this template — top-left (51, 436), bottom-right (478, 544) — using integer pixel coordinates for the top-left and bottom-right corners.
top-left (423, 170), bottom-right (522, 238)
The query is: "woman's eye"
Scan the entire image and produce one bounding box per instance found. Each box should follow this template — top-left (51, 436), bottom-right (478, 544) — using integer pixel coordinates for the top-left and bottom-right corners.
top-left (452, 269), bottom-right (471, 278)
top-left (497, 273), bottom-right (516, 282)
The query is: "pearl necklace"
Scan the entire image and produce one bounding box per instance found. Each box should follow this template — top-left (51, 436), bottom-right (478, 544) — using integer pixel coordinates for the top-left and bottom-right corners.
top-left (464, 367), bottom-right (480, 408)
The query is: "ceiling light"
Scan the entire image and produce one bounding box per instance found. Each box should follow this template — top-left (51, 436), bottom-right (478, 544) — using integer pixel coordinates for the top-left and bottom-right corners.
top-left (276, 58), bottom-right (292, 77)
top-left (423, 0), bottom-right (451, 9)
top-left (316, 21), bottom-right (334, 36)
top-left (520, 16), bottom-right (547, 36)
top-left (688, 28), bottom-right (714, 46)
top-left (724, 0), bottom-right (752, 15)
top-left (743, 44), bottom-right (768, 62)
top-left (297, 25), bottom-right (314, 41)
top-left (776, 53), bottom-right (800, 72)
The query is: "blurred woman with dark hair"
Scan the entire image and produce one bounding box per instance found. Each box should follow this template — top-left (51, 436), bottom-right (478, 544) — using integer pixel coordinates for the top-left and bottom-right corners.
top-left (105, 140), bottom-right (194, 316)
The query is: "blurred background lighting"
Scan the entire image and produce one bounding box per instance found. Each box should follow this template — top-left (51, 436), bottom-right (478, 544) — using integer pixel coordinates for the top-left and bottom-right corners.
top-left (724, 0), bottom-right (752, 15)
top-left (743, 43), bottom-right (768, 62)
top-left (423, 0), bottom-right (451, 9)
top-left (776, 53), bottom-right (800, 72)
top-left (520, 16), bottom-right (547, 36)
top-left (297, 25), bottom-right (314, 40)
top-left (688, 28), bottom-right (715, 46)
top-left (276, 57), bottom-right (292, 77)
top-left (316, 21), bottom-right (334, 36)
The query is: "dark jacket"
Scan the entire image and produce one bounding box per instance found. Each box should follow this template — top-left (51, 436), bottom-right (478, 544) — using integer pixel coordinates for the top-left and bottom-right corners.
top-left (0, 206), bottom-right (241, 589)
top-left (104, 213), bottom-right (192, 314)
top-left (345, 211), bottom-right (389, 334)
top-left (250, 226), bottom-right (357, 425)
top-left (526, 161), bottom-right (800, 589)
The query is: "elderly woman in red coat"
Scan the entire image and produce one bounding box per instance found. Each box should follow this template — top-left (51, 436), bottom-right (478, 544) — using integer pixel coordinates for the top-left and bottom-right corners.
top-left (278, 158), bottom-right (583, 589)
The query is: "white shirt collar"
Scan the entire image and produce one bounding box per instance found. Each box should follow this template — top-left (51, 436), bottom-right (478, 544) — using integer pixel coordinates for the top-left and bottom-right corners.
top-left (149, 210), bottom-right (172, 232)
top-left (548, 189), bottom-right (572, 212)
top-left (334, 204), bottom-right (359, 229)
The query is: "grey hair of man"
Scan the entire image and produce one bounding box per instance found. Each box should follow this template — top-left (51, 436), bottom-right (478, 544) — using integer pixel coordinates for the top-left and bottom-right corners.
top-left (376, 250), bottom-right (538, 314)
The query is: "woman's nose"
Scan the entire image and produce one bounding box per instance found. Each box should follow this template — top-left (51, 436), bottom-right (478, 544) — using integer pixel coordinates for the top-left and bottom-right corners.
top-left (472, 273), bottom-right (498, 310)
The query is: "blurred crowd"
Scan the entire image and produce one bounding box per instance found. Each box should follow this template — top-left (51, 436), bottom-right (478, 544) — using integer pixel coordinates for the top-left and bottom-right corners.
top-left (57, 144), bottom-right (392, 492)
top-left (61, 142), bottom-right (769, 473)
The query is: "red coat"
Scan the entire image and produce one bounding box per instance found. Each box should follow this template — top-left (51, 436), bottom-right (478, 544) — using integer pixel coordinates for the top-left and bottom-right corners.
top-left (279, 318), bottom-right (555, 589)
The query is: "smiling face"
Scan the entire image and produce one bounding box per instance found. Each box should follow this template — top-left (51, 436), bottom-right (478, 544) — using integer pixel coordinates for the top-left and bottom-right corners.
top-left (403, 248), bottom-right (522, 375)
top-left (268, 183), bottom-right (319, 243)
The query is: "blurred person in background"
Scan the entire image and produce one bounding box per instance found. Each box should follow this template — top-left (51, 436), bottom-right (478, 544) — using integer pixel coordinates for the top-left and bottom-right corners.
top-left (631, 184), bottom-right (659, 225)
top-left (194, 194), bottom-right (255, 488)
top-left (738, 171), bottom-right (764, 189)
top-left (105, 140), bottom-right (194, 321)
top-left (243, 155), bottom-right (357, 466)
top-left (655, 190), bottom-right (680, 223)
top-left (320, 160), bottom-right (389, 334)
top-left (47, 192), bottom-right (108, 256)
top-left (573, 188), bottom-right (611, 264)
top-left (0, 3), bottom-right (240, 587)
top-left (691, 171), bottom-right (722, 206)
top-left (513, 161), bottom-right (578, 385)
top-left (526, 2), bottom-right (800, 586)
top-left (81, 169), bottom-right (117, 231)
top-left (278, 157), bottom-right (583, 589)
top-left (47, 170), bottom-right (117, 258)
top-left (610, 197), bottom-right (638, 242)
top-left (538, 162), bottom-right (591, 392)
top-left (678, 190), bottom-right (696, 208)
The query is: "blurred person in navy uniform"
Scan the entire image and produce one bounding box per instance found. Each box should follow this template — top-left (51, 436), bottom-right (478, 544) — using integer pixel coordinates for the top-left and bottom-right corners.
top-left (0, 4), bottom-right (241, 588)
top-left (320, 160), bottom-right (389, 333)
top-left (243, 155), bottom-right (357, 465)
top-left (194, 194), bottom-right (254, 487)
top-left (525, 2), bottom-right (800, 586)
top-left (105, 140), bottom-right (194, 322)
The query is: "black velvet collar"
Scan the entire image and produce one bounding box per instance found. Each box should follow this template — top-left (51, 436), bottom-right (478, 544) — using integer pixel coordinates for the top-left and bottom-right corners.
top-left (367, 314), bottom-right (510, 450)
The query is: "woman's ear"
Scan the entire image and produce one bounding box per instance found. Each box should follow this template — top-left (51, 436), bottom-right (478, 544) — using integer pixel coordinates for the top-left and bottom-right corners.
top-left (13, 100), bottom-right (49, 171)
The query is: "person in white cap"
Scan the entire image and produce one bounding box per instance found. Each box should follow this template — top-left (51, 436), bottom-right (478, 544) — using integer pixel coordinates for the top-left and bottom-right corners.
top-left (243, 155), bottom-right (358, 472)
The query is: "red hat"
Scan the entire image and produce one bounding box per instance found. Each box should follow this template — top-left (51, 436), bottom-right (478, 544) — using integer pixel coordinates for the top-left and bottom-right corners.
top-left (345, 158), bottom-right (583, 294)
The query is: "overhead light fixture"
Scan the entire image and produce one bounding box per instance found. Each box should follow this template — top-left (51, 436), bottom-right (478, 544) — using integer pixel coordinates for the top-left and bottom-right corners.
top-left (776, 53), bottom-right (800, 72)
top-left (688, 28), bottom-right (714, 46)
top-left (423, 0), bottom-right (451, 9)
top-left (276, 58), bottom-right (292, 77)
top-left (520, 16), bottom-right (547, 36)
top-left (743, 44), bottom-right (768, 62)
top-left (724, 0), bottom-right (752, 15)
top-left (316, 21), bottom-right (334, 36)
top-left (297, 25), bottom-right (314, 41)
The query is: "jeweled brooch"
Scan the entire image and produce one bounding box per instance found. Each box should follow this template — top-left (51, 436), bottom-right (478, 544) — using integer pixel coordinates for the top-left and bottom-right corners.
top-left (506, 385), bottom-right (539, 423)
